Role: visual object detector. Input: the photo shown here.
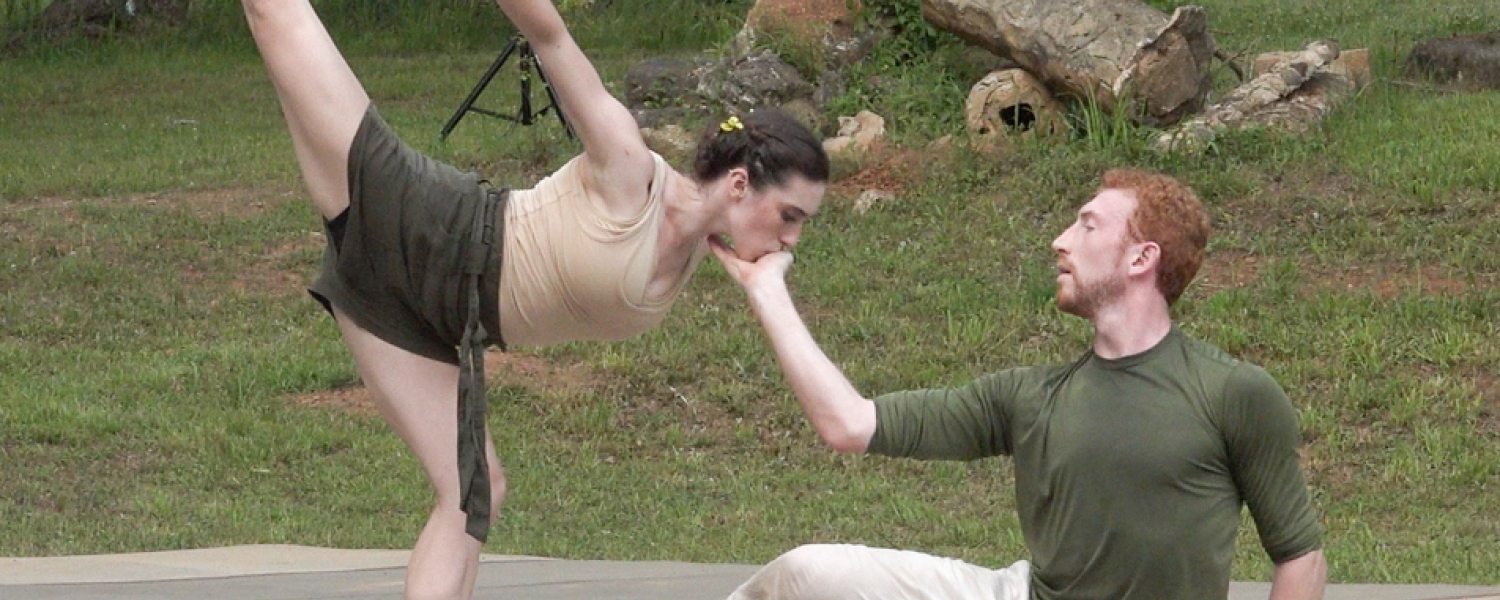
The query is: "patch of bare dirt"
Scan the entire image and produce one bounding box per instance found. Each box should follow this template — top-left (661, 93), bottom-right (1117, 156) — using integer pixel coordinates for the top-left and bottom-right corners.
top-left (0, 218), bottom-right (39, 255)
top-left (753, 0), bottom-right (854, 24)
top-left (1195, 250), bottom-right (1266, 293)
top-left (229, 236), bottom-right (324, 298)
top-left (16, 186), bottom-right (295, 221)
top-left (1195, 250), bottom-right (1493, 299)
top-left (1218, 169), bottom-right (1365, 231)
top-left (1301, 261), bottom-right (1488, 299)
top-left (8, 186), bottom-right (319, 298)
top-left (1206, 169), bottom-right (1498, 298)
top-left (287, 350), bottom-right (611, 417)
top-left (746, 0), bottom-right (858, 47)
top-left (1302, 448), bottom-right (1359, 491)
top-left (293, 385), bottom-right (381, 417)
top-left (1260, 169), bottom-right (1363, 201)
top-left (833, 163), bottom-right (904, 198)
top-left (1, 439), bottom-right (169, 518)
top-left (1475, 370), bottom-right (1500, 436)
top-left (484, 350), bottom-right (608, 396)
top-left (830, 147), bottom-right (925, 200)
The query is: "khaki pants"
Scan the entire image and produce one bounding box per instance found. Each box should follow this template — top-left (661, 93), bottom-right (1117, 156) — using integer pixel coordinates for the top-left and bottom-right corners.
top-left (726, 544), bottom-right (1031, 600)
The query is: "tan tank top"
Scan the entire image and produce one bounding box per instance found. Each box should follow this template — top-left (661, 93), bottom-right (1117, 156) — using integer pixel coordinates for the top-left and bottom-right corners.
top-left (498, 152), bottom-right (707, 347)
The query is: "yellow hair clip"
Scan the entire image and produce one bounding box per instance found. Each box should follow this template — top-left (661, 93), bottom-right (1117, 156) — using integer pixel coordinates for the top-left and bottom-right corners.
top-left (719, 116), bottom-right (744, 133)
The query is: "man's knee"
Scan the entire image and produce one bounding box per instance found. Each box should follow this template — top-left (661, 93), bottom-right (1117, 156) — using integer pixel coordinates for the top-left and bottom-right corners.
top-left (735, 544), bottom-right (866, 600)
top-left (774, 544), bottom-right (851, 573)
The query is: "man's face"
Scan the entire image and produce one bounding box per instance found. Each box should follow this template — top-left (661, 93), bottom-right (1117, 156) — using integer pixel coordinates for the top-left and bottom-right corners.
top-left (1051, 189), bottom-right (1138, 318)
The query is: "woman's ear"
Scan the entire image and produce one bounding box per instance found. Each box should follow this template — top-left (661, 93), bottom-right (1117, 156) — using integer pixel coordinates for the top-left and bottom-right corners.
top-left (727, 167), bottom-right (750, 201)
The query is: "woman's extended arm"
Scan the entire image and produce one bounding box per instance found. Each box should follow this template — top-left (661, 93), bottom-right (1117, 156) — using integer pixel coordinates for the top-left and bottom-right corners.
top-left (711, 239), bottom-right (878, 452)
top-left (493, 0), bottom-right (653, 217)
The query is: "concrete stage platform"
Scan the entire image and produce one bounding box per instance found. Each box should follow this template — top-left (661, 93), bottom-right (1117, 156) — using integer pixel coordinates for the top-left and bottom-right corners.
top-left (3, 545), bottom-right (1497, 600)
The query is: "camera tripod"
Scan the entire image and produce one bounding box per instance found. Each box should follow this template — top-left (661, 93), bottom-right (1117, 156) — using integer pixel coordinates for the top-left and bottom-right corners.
top-left (440, 34), bottom-right (573, 140)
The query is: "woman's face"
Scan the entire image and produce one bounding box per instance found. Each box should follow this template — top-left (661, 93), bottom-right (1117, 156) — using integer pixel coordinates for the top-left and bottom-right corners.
top-left (723, 174), bottom-right (826, 261)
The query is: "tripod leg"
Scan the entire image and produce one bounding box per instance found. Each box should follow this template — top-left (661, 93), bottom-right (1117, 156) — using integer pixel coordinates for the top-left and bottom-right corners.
top-left (542, 83), bottom-right (573, 138)
top-left (440, 37), bottom-right (520, 140)
top-left (518, 77), bottom-right (534, 126)
top-left (531, 60), bottom-right (575, 139)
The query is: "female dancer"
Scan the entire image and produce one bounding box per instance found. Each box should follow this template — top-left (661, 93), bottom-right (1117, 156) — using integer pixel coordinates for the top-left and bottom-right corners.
top-left (241, 1), bottom-right (830, 598)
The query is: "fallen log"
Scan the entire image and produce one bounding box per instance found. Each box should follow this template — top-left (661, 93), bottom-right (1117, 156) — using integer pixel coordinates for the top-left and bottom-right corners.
top-left (920, 0), bottom-right (1216, 126)
top-left (1156, 40), bottom-right (1359, 153)
top-left (965, 67), bottom-right (1067, 139)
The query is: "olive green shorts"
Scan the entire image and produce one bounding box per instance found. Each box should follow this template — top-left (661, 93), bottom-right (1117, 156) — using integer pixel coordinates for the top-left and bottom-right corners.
top-left (308, 106), bottom-right (505, 365)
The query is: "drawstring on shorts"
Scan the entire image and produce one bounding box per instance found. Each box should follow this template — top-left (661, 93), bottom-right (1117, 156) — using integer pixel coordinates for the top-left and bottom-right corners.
top-left (457, 189), bottom-right (507, 543)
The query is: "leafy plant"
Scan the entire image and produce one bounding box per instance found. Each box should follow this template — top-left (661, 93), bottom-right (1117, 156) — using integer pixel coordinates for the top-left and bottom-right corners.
top-left (1067, 90), bottom-right (1153, 156)
top-left (856, 0), bottom-right (952, 66)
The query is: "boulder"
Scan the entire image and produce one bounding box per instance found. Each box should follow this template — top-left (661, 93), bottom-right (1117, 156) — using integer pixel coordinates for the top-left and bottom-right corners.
top-left (629, 107), bottom-right (697, 130)
top-left (624, 56), bottom-right (717, 109)
top-left (777, 97), bottom-right (827, 135)
top-left (640, 124), bottom-right (698, 164)
top-left (822, 110), bottom-right (886, 156)
top-left (622, 52), bottom-right (817, 126)
top-left (1406, 30), bottom-right (1500, 90)
top-left (713, 52), bottom-right (818, 112)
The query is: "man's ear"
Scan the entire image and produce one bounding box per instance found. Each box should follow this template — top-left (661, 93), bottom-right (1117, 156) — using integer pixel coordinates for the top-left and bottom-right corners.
top-left (1131, 241), bottom-right (1161, 275)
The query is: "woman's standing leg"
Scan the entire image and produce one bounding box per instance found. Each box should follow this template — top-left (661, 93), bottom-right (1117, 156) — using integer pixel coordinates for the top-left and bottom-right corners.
top-left (336, 309), bottom-right (508, 600)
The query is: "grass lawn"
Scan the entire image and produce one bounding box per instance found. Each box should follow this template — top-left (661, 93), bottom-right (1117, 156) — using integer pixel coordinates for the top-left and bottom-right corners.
top-left (1, 0), bottom-right (1497, 586)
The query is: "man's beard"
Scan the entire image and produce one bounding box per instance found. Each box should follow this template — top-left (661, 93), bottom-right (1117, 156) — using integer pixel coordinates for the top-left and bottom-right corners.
top-left (1055, 271), bottom-right (1126, 318)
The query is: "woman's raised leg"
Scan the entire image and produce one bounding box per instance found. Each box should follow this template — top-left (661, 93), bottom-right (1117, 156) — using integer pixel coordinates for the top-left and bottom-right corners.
top-left (245, 3), bottom-right (504, 599)
top-left (242, 0), bottom-right (370, 220)
top-left (334, 309), bottom-right (508, 600)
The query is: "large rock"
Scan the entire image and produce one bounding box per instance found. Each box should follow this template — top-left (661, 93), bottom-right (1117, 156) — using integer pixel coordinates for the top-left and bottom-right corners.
top-left (822, 110), bottom-right (886, 156)
top-left (777, 97), bottom-right (827, 135)
top-left (712, 52), bottom-right (818, 112)
top-left (623, 56), bottom-right (717, 110)
top-left (1407, 30), bottom-right (1500, 90)
top-left (640, 124), bottom-right (698, 164)
top-left (629, 106), bottom-right (697, 130)
top-left (623, 51), bottom-right (819, 129)
top-left (920, 0), bottom-right (1216, 127)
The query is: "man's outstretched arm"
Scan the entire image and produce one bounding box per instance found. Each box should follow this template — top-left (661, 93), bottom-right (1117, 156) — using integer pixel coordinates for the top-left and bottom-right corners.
top-left (1269, 549), bottom-right (1326, 600)
top-left (711, 239), bottom-right (877, 453)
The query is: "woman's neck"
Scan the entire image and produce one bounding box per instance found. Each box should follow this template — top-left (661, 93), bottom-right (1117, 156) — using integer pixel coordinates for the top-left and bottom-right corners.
top-left (662, 173), bottom-right (723, 244)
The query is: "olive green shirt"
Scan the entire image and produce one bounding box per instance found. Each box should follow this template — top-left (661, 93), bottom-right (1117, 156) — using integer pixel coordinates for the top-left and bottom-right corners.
top-left (868, 328), bottom-right (1321, 600)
